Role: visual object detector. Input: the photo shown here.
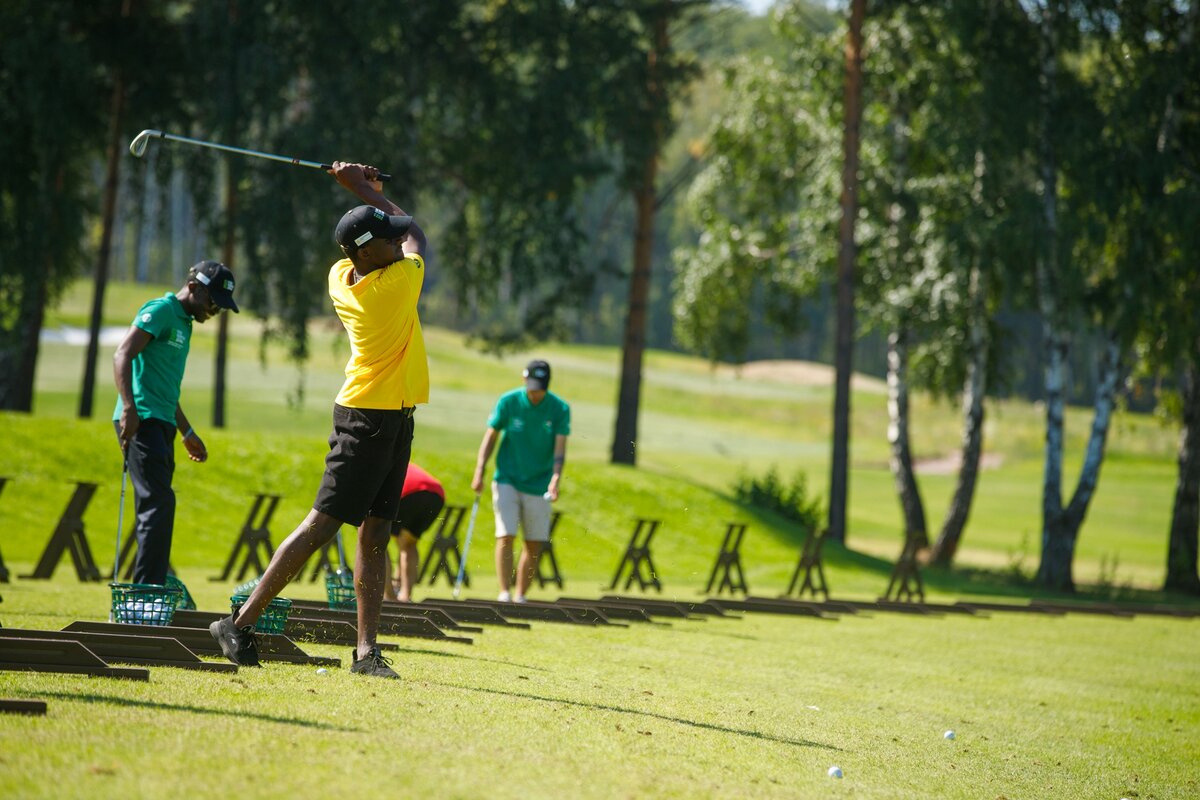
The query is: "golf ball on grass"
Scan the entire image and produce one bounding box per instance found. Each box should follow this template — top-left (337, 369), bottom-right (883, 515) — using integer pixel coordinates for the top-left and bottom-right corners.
top-left (315, 668), bottom-right (328, 675)
top-left (944, 730), bottom-right (956, 740)
top-left (827, 766), bottom-right (843, 779)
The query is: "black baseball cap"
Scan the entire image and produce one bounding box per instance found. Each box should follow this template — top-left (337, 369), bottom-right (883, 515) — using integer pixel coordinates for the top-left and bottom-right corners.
top-left (334, 205), bottom-right (413, 251)
top-left (191, 260), bottom-right (239, 312)
top-left (523, 360), bottom-right (551, 391)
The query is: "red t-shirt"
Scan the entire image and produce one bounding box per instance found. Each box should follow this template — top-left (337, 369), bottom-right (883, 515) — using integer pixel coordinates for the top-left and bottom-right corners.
top-left (403, 463), bottom-right (444, 499)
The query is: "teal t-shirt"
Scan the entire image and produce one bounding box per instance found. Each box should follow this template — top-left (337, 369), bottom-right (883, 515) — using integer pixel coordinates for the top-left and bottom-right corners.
top-left (112, 293), bottom-right (193, 425)
top-left (489, 388), bottom-right (571, 495)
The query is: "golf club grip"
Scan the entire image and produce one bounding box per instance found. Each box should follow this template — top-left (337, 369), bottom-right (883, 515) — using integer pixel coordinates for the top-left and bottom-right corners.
top-left (318, 163), bottom-right (392, 182)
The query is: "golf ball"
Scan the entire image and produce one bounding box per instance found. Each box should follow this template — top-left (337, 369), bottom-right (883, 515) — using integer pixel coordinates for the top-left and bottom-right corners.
top-left (543, 491), bottom-right (553, 501)
top-left (827, 766), bottom-right (843, 779)
top-left (316, 668), bottom-right (328, 675)
top-left (944, 730), bottom-right (956, 740)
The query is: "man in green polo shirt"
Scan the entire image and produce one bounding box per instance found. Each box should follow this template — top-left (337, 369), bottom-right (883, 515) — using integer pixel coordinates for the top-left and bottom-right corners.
top-left (112, 260), bottom-right (239, 585)
top-left (471, 360), bottom-right (570, 603)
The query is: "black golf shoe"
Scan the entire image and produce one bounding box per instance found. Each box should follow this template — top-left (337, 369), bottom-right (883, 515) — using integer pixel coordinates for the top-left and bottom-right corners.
top-left (209, 614), bottom-right (261, 667)
top-left (350, 646), bottom-right (399, 679)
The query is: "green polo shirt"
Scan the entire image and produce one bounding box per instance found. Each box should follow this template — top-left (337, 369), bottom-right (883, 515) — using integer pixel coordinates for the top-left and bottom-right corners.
top-left (112, 293), bottom-right (193, 425)
top-left (489, 388), bottom-right (571, 495)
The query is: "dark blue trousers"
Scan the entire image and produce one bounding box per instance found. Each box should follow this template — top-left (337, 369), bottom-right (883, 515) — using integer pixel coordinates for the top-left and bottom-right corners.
top-left (114, 419), bottom-right (176, 585)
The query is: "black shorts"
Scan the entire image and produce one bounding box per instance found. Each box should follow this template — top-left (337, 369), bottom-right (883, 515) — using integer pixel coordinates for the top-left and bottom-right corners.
top-left (391, 491), bottom-right (445, 538)
top-left (313, 404), bottom-right (415, 526)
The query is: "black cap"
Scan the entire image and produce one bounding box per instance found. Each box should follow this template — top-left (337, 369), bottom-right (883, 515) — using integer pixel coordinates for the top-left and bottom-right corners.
top-left (334, 205), bottom-right (413, 251)
top-left (191, 260), bottom-right (239, 312)
top-left (523, 360), bottom-right (551, 391)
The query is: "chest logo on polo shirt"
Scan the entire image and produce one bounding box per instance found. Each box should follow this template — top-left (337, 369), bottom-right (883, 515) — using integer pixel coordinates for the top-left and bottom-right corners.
top-left (543, 421), bottom-right (554, 432)
top-left (511, 419), bottom-right (525, 432)
top-left (167, 328), bottom-right (187, 349)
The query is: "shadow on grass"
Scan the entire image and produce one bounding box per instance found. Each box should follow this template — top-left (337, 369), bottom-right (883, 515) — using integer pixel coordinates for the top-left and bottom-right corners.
top-left (436, 682), bottom-right (841, 752)
top-left (664, 627), bottom-right (760, 642)
top-left (393, 646), bottom-right (548, 672)
top-left (21, 690), bottom-right (361, 732)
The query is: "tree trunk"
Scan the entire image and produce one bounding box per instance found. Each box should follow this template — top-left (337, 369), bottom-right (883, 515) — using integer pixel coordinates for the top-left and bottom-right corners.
top-left (1037, 334), bottom-right (1121, 590)
top-left (79, 75), bottom-right (126, 419)
top-left (0, 164), bottom-right (64, 411)
top-left (886, 328), bottom-right (927, 545)
top-left (930, 264), bottom-right (988, 566)
top-left (1158, 4), bottom-right (1199, 596)
top-left (828, 0), bottom-right (866, 543)
top-left (1165, 355), bottom-right (1200, 594)
top-left (1036, 328), bottom-right (1071, 589)
top-left (213, 160), bottom-right (236, 429)
top-left (611, 11), bottom-right (667, 466)
top-left (1033, 0), bottom-right (1072, 591)
top-left (13, 279), bottom-right (47, 412)
top-left (1063, 336), bottom-right (1121, 531)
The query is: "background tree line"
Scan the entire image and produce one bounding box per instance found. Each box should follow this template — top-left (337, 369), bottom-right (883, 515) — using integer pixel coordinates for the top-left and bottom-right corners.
top-left (0, 0), bottom-right (1195, 593)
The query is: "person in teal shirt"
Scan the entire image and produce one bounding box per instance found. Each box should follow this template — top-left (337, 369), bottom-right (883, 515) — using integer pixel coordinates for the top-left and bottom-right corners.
top-left (112, 260), bottom-right (238, 585)
top-left (472, 360), bottom-right (570, 602)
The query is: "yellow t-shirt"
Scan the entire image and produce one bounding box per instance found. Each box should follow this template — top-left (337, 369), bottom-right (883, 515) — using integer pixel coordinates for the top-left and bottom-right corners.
top-left (328, 254), bottom-right (429, 409)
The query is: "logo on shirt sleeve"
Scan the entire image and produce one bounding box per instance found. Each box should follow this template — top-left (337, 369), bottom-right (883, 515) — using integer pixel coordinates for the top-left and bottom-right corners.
top-left (141, 313), bottom-right (152, 323)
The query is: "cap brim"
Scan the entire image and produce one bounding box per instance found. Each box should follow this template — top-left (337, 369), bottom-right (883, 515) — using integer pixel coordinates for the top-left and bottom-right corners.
top-left (381, 214), bottom-right (413, 239)
top-left (213, 293), bottom-right (240, 313)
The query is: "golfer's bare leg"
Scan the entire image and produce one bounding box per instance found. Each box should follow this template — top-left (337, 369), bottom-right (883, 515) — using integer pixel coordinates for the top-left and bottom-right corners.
top-left (384, 549), bottom-right (399, 601)
top-left (235, 509), bottom-right (341, 627)
top-left (398, 531), bottom-right (419, 602)
top-left (355, 515), bottom-right (392, 659)
top-left (495, 536), bottom-right (515, 594)
top-left (516, 540), bottom-right (543, 598)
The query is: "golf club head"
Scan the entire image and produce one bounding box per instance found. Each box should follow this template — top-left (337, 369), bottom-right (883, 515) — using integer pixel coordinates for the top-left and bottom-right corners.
top-left (129, 129), bottom-right (161, 158)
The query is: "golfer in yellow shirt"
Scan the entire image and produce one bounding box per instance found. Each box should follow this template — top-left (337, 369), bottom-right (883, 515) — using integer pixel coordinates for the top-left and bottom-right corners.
top-left (211, 162), bottom-right (425, 679)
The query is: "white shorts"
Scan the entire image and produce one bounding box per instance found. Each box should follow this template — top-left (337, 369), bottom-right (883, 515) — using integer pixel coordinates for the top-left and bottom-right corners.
top-left (492, 482), bottom-right (551, 542)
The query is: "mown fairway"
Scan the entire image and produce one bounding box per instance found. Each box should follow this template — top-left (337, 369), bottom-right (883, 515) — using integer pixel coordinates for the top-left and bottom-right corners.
top-left (1, 280), bottom-right (1197, 798)
top-left (1, 580), bottom-right (1198, 799)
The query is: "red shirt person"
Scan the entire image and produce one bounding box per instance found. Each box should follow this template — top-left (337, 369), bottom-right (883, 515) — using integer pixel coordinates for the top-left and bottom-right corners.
top-left (387, 463), bottom-right (445, 602)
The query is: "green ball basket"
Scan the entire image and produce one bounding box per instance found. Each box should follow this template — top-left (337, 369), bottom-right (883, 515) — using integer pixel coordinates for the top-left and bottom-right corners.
top-left (110, 582), bottom-right (184, 626)
top-left (165, 574), bottom-right (197, 610)
top-left (325, 568), bottom-right (357, 610)
top-left (230, 594), bottom-right (293, 635)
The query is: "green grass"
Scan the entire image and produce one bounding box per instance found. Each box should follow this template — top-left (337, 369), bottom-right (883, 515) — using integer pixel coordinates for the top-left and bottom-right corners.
top-left (1, 279), bottom-right (1197, 797)
top-left (12, 278), bottom-right (1188, 596)
top-left (1, 579), bottom-right (1198, 799)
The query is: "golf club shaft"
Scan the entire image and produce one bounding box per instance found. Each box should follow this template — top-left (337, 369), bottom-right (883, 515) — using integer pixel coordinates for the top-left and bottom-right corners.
top-left (453, 495), bottom-right (481, 599)
top-left (130, 129), bottom-right (391, 181)
top-left (113, 458), bottom-right (128, 582)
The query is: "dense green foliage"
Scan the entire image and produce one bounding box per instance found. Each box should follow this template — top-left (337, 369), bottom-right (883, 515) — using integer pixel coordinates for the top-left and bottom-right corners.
top-left (733, 466), bottom-right (824, 534)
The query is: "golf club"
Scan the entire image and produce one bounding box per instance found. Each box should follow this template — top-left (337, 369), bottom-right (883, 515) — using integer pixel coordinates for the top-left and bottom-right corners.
top-left (452, 493), bottom-right (481, 599)
top-left (128, 129), bottom-right (391, 181)
top-left (109, 457), bottom-right (129, 622)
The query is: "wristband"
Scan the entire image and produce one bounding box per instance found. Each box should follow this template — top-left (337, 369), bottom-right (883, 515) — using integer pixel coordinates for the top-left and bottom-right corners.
top-left (183, 427), bottom-right (195, 440)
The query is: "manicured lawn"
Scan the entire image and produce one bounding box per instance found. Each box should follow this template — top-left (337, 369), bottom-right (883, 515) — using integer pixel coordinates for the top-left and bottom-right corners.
top-left (1, 578), bottom-right (1197, 799)
top-left (1, 279), bottom-right (1196, 798)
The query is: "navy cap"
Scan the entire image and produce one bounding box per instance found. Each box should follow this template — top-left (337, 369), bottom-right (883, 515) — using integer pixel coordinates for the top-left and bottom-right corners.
top-left (334, 205), bottom-right (412, 251)
top-left (523, 360), bottom-right (551, 391)
top-left (191, 260), bottom-right (239, 312)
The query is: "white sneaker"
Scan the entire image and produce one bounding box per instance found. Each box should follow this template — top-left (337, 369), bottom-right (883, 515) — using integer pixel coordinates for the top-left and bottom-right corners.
top-left (497, 590), bottom-right (512, 602)
top-left (514, 595), bottom-right (528, 604)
